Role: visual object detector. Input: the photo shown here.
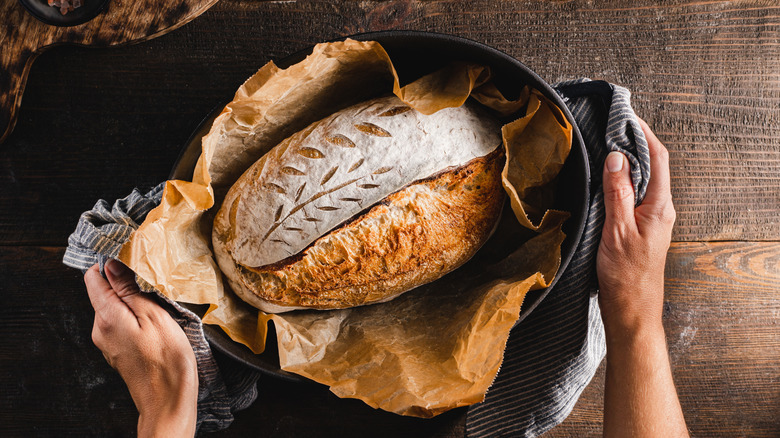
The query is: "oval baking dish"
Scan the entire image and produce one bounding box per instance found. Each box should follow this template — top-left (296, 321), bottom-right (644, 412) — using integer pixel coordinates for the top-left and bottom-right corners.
top-left (171, 30), bottom-right (590, 381)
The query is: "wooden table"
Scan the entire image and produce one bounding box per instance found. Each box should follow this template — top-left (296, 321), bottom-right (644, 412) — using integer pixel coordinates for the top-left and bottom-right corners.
top-left (2, 1), bottom-right (778, 436)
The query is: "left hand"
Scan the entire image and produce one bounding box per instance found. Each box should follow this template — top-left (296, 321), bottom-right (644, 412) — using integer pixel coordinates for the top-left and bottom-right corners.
top-left (596, 118), bottom-right (676, 336)
top-left (84, 259), bottom-right (198, 437)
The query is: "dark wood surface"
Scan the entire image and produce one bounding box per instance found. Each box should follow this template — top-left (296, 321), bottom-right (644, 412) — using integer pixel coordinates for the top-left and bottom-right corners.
top-left (0, 0), bottom-right (219, 143)
top-left (1, 1), bottom-right (778, 436)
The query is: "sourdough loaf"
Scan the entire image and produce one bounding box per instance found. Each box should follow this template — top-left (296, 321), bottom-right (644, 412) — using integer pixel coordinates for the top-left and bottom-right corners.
top-left (212, 95), bottom-right (505, 312)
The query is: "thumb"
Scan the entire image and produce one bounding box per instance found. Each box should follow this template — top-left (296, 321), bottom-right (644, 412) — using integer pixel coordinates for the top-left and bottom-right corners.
top-left (105, 259), bottom-right (159, 317)
top-left (105, 259), bottom-right (141, 299)
top-left (602, 151), bottom-right (637, 234)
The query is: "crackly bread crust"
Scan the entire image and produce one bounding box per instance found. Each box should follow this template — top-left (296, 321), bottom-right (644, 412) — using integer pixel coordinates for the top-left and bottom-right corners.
top-left (217, 147), bottom-right (505, 312)
top-left (212, 96), bottom-right (506, 313)
top-left (216, 95), bottom-right (501, 269)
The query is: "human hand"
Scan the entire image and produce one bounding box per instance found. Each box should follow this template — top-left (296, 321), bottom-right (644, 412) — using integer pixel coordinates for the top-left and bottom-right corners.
top-left (597, 119), bottom-right (688, 437)
top-left (85, 260), bottom-right (198, 438)
top-left (596, 118), bottom-right (676, 337)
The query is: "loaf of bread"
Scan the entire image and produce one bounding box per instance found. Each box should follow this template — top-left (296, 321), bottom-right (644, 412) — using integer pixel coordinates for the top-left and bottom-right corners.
top-left (212, 95), bottom-right (505, 312)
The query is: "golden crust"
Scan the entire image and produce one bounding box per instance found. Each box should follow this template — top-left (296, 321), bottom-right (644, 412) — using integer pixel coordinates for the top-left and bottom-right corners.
top-left (225, 147), bottom-right (505, 311)
top-left (219, 96), bottom-right (501, 269)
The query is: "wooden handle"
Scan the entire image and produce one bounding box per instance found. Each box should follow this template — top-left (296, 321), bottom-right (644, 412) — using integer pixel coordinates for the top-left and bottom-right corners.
top-left (0, 40), bottom-right (35, 144)
top-left (0, 0), bottom-right (220, 143)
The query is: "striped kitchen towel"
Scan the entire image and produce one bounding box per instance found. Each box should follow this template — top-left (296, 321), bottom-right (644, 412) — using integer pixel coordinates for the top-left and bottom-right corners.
top-left (63, 79), bottom-right (649, 436)
top-left (465, 79), bottom-right (650, 437)
top-left (63, 184), bottom-right (260, 433)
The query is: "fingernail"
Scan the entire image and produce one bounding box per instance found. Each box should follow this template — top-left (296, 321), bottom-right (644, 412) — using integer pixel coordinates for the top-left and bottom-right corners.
top-left (106, 259), bottom-right (125, 277)
top-left (606, 152), bottom-right (624, 173)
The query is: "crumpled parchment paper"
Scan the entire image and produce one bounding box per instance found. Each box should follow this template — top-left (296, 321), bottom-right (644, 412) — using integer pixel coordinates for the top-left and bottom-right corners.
top-left (119, 39), bottom-right (572, 417)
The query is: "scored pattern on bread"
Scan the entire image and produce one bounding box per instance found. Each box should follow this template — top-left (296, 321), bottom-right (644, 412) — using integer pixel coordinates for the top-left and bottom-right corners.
top-left (325, 134), bottom-right (356, 148)
top-left (215, 95), bottom-right (501, 273)
top-left (228, 147), bottom-right (506, 312)
top-left (348, 159), bottom-right (364, 173)
top-left (354, 122), bottom-right (392, 137)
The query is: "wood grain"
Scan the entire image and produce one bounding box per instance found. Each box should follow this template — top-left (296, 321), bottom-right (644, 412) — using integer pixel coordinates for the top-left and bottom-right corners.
top-left (0, 0), bottom-right (219, 143)
top-left (0, 2), bottom-right (778, 436)
top-left (548, 241), bottom-right (780, 438)
top-left (0, 246), bottom-right (465, 436)
top-left (0, 246), bottom-right (138, 436)
top-left (1, 0), bottom-right (778, 246)
top-left (2, 242), bottom-right (776, 436)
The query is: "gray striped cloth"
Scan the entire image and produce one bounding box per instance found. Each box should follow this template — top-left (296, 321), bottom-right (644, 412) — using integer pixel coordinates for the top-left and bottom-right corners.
top-left (63, 184), bottom-right (260, 433)
top-left (465, 79), bottom-right (649, 437)
top-left (63, 79), bottom-right (648, 436)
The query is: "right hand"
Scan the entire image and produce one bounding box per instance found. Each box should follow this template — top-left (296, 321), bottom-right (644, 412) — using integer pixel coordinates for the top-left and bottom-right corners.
top-left (596, 118), bottom-right (676, 335)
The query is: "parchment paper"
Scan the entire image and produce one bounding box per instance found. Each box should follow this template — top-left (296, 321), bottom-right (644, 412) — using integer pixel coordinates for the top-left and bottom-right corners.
top-left (118, 39), bottom-right (572, 417)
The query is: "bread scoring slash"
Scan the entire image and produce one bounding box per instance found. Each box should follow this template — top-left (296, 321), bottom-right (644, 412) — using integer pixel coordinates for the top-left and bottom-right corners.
top-left (213, 95), bottom-right (505, 313)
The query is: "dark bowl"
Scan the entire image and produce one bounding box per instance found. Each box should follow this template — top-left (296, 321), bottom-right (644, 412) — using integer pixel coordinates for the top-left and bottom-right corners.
top-left (171, 31), bottom-right (590, 382)
top-left (18, 0), bottom-right (110, 27)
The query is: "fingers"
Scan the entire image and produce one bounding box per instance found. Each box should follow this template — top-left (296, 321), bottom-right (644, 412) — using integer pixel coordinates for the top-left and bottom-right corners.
top-left (635, 119), bottom-right (676, 233)
top-left (85, 264), bottom-right (136, 354)
top-left (105, 259), bottom-right (165, 322)
top-left (637, 118), bottom-right (673, 209)
top-left (602, 151), bottom-right (638, 236)
top-left (84, 264), bottom-right (128, 317)
top-left (105, 259), bottom-right (141, 299)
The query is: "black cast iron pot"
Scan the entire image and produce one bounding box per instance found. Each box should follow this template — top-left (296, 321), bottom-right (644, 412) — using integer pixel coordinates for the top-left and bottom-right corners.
top-left (171, 31), bottom-right (590, 382)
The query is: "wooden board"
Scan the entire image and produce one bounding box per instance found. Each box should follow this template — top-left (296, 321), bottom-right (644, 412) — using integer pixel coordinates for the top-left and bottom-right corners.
top-left (0, 0), bottom-right (219, 143)
top-left (1, 1), bottom-right (779, 436)
top-left (1, 0), bottom-right (778, 245)
top-left (1, 242), bottom-right (777, 436)
top-left (0, 246), bottom-right (465, 436)
top-left (549, 241), bottom-right (780, 437)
